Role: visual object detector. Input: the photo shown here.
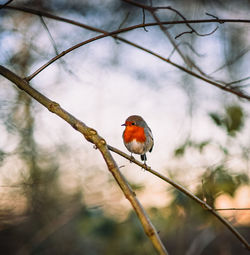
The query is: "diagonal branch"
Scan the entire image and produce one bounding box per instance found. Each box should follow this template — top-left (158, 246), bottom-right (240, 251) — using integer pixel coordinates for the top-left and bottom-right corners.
top-left (150, 10), bottom-right (193, 69)
top-left (0, 65), bottom-right (168, 255)
top-left (118, 38), bottom-right (250, 100)
top-left (39, 16), bottom-right (78, 79)
top-left (107, 145), bottom-right (250, 251)
top-left (0, 0), bottom-right (13, 9)
top-left (3, 4), bottom-right (250, 100)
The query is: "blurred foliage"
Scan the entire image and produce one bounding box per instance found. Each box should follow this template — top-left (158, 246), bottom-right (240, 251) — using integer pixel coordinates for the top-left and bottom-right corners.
top-left (174, 103), bottom-right (249, 207)
top-left (174, 139), bottom-right (211, 157)
top-left (0, 0), bottom-right (250, 255)
top-left (175, 104), bottom-right (245, 157)
top-left (209, 104), bottom-right (244, 137)
top-left (0, 150), bottom-right (6, 164)
top-left (196, 165), bottom-right (249, 206)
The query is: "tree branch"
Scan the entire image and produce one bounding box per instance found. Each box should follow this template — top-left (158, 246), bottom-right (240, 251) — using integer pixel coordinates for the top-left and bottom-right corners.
top-left (107, 145), bottom-right (250, 251)
top-left (2, 4), bottom-right (250, 26)
top-left (0, 0), bottom-right (13, 9)
top-left (0, 65), bottom-right (168, 255)
top-left (124, 0), bottom-right (219, 39)
top-left (2, 5), bottom-right (250, 100)
top-left (150, 10), bottom-right (193, 69)
top-left (215, 208), bottom-right (250, 211)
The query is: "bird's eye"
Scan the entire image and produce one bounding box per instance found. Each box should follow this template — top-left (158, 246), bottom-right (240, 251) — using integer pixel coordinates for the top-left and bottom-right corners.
top-left (131, 122), bottom-right (135, 125)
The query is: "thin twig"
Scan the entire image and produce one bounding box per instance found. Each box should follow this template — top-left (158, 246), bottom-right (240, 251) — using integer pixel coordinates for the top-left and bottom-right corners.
top-left (0, 0), bottom-right (13, 10)
top-left (149, 9), bottom-right (209, 77)
top-left (39, 16), bottom-right (79, 79)
top-left (210, 47), bottom-right (250, 75)
top-left (150, 10), bottom-right (193, 69)
top-left (215, 208), bottom-right (250, 211)
top-left (165, 6), bottom-right (218, 38)
top-left (2, 4), bottom-right (250, 100)
top-left (227, 76), bottom-right (250, 86)
top-left (40, 16), bottom-right (59, 55)
top-left (175, 26), bottom-right (218, 39)
top-left (117, 37), bottom-right (250, 100)
top-left (126, 0), bottom-right (215, 71)
top-left (206, 12), bottom-right (225, 24)
top-left (0, 65), bottom-right (168, 255)
top-left (168, 42), bottom-right (205, 59)
top-left (124, 0), bottom-right (219, 38)
top-left (142, 8), bottom-right (148, 32)
top-left (118, 11), bottom-right (130, 29)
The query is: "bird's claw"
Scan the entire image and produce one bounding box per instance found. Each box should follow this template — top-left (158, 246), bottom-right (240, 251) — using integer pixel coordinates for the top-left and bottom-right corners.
top-left (143, 162), bottom-right (151, 170)
top-left (129, 155), bottom-right (135, 163)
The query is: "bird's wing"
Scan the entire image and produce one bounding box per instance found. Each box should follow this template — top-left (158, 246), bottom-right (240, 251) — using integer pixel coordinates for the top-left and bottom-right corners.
top-left (146, 126), bottom-right (154, 152)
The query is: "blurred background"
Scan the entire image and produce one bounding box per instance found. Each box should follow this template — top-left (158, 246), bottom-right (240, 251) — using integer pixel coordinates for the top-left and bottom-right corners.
top-left (0, 0), bottom-right (250, 254)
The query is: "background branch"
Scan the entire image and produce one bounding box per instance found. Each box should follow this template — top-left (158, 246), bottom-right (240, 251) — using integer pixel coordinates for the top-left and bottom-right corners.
top-left (215, 208), bottom-right (250, 211)
top-left (1, 5), bottom-right (245, 100)
top-left (2, 5), bottom-right (250, 100)
top-left (0, 0), bottom-right (13, 9)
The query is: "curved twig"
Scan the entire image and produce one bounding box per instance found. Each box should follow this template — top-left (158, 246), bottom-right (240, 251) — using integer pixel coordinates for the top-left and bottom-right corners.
top-left (2, 4), bottom-right (250, 100)
top-left (175, 26), bottom-right (218, 39)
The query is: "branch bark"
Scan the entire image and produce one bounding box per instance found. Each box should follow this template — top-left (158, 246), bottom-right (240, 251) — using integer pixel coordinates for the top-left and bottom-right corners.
top-left (0, 65), bottom-right (168, 255)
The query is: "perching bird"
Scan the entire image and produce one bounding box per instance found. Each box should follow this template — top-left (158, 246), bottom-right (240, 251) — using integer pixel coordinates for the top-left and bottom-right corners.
top-left (122, 115), bottom-right (154, 163)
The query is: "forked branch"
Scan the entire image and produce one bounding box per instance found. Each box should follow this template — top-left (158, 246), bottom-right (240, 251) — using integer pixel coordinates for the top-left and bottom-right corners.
top-left (0, 65), bottom-right (168, 255)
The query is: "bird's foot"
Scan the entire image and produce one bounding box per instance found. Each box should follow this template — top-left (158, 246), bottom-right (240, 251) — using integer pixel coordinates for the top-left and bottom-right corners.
top-left (142, 162), bottom-right (151, 170)
top-left (129, 154), bottom-right (135, 163)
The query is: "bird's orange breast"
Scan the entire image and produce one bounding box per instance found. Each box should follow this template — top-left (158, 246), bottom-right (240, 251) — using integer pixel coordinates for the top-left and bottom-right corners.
top-left (123, 126), bottom-right (146, 143)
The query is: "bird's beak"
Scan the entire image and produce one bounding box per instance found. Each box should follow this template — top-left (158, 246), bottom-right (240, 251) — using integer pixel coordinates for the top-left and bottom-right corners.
top-left (121, 123), bottom-right (126, 126)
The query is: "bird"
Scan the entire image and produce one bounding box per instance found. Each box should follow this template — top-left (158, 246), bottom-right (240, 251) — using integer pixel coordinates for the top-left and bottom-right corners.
top-left (122, 115), bottom-right (154, 164)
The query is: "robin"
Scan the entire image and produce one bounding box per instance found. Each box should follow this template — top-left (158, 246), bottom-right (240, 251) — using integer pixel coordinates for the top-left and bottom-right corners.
top-left (122, 115), bottom-right (154, 163)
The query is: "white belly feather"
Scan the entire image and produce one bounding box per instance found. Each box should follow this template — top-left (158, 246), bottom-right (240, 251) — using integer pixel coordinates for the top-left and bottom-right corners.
top-left (125, 139), bottom-right (145, 154)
